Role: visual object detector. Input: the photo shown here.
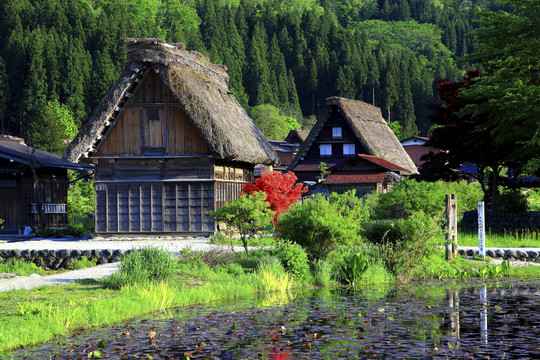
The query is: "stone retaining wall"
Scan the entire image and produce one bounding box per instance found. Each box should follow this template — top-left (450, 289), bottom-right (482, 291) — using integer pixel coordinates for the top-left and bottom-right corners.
top-left (0, 249), bottom-right (128, 270)
top-left (458, 248), bottom-right (540, 262)
top-left (461, 210), bottom-right (540, 231)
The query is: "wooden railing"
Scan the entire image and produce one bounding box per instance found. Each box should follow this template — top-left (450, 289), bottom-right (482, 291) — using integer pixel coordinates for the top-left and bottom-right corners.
top-left (31, 203), bottom-right (68, 214)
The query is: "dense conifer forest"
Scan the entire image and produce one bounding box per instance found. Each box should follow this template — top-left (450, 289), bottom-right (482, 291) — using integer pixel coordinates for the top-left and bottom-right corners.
top-left (0, 0), bottom-right (496, 152)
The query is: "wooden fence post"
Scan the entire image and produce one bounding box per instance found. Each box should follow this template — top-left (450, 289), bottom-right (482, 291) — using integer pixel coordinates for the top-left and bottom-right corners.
top-left (446, 193), bottom-right (458, 261)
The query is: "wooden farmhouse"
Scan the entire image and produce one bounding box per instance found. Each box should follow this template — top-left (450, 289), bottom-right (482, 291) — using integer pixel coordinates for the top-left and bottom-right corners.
top-left (0, 136), bottom-right (92, 233)
top-left (64, 38), bottom-right (278, 235)
top-left (288, 97), bottom-right (417, 195)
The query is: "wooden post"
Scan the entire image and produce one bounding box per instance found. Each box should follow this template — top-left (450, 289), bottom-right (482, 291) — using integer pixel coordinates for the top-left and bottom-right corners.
top-left (446, 193), bottom-right (458, 261)
top-left (452, 193), bottom-right (458, 257)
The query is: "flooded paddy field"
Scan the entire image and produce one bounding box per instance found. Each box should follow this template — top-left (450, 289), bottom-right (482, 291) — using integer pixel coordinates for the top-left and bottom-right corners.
top-left (8, 278), bottom-right (540, 359)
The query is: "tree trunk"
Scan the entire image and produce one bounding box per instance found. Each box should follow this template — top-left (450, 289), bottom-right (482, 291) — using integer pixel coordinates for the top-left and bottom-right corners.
top-left (30, 163), bottom-right (46, 228)
top-left (491, 167), bottom-right (498, 211)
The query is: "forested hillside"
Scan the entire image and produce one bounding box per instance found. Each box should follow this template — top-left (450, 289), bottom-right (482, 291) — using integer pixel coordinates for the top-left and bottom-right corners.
top-left (0, 0), bottom-right (494, 152)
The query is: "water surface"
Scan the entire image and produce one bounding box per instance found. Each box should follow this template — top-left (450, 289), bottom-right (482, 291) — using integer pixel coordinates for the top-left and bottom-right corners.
top-left (9, 278), bottom-right (540, 359)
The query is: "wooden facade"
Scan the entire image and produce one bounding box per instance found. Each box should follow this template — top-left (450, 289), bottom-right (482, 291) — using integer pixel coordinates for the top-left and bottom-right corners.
top-left (0, 137), bottom-right (91, 233)
top-left (64, 39), bottom-right (278, 236)
top-left (90, 72), bottom-right (253, 235)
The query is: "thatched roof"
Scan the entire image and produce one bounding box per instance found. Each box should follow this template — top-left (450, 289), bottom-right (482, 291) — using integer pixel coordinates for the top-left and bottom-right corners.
top-left (64, 38), bottom-right (278, 165)
top-left (288, 97), bottom-right (418, 174)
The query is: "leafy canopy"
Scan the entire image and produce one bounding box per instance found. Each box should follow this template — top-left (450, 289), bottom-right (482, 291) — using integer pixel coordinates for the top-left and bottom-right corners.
top-left (242, 171), bottom-right (307, 224)
top-left (461, 0), bottom-right (540, 174)
top-left (209, 192), bottom-right (275, 255)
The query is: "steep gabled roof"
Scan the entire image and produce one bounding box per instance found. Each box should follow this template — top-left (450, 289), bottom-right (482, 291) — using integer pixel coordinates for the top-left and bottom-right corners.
top-left (64, 38), bottom-right (278, 165)
top-left (288, 97), bottom-right (418, 174)
top-left (284, 129), bottom-right (310, 144)
top-left (351, 154), bottom-right (411, 173)
top-left (0, 137), bottom-right (93, 171)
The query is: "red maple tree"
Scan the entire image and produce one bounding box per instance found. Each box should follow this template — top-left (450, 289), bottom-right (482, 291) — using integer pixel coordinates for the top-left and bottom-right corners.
top-left (242, 171), bottom-right (307, 225)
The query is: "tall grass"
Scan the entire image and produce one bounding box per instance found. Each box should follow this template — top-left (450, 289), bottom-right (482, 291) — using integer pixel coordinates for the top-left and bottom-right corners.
top-left (101, 246), bottom-right (178, 289)
top-left (257, 256), bottom-right (294, 293)
top-left (455, 228), bottom-right (539, 248)
top-left (0, 259), bottom-right (49, 276)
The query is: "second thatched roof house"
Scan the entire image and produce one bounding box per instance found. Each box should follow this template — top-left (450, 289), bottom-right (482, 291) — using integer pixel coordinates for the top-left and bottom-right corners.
top-left (287, 97), bottom-right (417, 195)
top-left (64, 38), bottom-right (278, 235)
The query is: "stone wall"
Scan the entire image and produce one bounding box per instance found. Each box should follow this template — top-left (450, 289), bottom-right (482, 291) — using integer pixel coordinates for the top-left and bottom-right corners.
top-left (0, 249), bottom-right (127, 270)
top-left (461, 210), bottom-right (540, 231)
top-left (458, 248), bottom-right (540, 262)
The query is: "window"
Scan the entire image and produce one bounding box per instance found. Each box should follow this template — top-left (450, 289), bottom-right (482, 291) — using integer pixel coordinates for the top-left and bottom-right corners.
top-left (320, 144), bottom-right (332, 156)
top-left (332, 127), bottom-right (342, 138)
top-left (141, 107), bottom-right (166, 154)
top-left (343, 143), bottom-right (355, 156)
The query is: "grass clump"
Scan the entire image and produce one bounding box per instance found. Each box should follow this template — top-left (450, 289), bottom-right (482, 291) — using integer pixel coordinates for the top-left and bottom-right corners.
top-left (67, 256), bottom-right (97, 270)
top-left (101, 247), bottom-right (178, 289)
top-left (257, 256), bottom-right (293, 293)
top-left (0, 259), bottom-right (50, 276)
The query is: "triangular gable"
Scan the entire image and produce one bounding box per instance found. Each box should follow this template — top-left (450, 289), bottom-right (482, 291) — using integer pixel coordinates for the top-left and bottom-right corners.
top-left (288, 97), bottom-right (418, 174)
top-left (64, 38), bottom-right (278, 166)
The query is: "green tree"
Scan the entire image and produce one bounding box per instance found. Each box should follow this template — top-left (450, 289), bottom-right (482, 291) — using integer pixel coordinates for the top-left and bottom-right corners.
top-left (209, 192), bottom-right (275, 255)
top-left (462, 0), bottom-right (540, 174)
top-left (250, 104), bottom-right (290, 140)
top-left (0, 57), bottom-right (9, 132)
top-left (27, 100), bottom-right (78, 154)
top-left (22, 28), bottom-right (48, 139)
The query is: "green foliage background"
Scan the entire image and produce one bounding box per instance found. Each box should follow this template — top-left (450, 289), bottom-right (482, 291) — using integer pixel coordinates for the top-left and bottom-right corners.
top-left (0, 0), bottom-right (490, 147)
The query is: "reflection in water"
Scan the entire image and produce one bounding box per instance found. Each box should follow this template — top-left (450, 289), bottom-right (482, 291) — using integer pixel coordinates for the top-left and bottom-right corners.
top-left (480, 284), bottom-right (488, 345)
top-left (8, 278), bottom-right (540, 359)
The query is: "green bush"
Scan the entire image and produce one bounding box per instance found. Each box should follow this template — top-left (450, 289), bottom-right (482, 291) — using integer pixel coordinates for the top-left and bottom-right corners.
top-left (275, 240), bottom-right (310, 278)
top-left (102, 247), bottom-right (178, 289)
top-left (209, 192), bottom-right (275, 255)
top-left (34, 226), bottom-right (86, 238)
top-left (278, 192), bottom-right (367, 260)
top-left (497, 187), bottom-right (529, 212)
top-left (371, 178), bottom-right (483, 219)
top-left (365, 211), bottom-right (442, 278)
top-left (67, 170), bottom-right (95, 232)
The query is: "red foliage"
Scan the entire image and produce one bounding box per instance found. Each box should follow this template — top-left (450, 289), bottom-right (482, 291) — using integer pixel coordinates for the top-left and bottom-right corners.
top-left (242, 171), bottom-right (307, 225)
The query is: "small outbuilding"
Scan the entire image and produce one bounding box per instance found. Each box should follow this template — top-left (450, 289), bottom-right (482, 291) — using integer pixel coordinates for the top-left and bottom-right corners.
top-left (0, 136), bottom-right (92, 233)
top-left (64, 38), bottom-right (278, 235)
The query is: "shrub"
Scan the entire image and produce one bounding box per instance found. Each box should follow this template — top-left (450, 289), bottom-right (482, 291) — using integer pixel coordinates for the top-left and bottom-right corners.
top-left (371, 178), bottom-right (483, 220)
top-left (209, 192), bottom-right (275, 255)
top-left (67, 170), bottom-right (95, 231)
top-left (497, 187), bottom-right (529, 212)
top-left (277, 193), bottom-right (365, 260)
top-left (102, 247), bottom-right (178, 289)
top-left (242, 171), bottom-right (307, 224)
top-left (275, 240), bottom-right (310, 278)
top-left (363, 211), bottom-right (442, 278)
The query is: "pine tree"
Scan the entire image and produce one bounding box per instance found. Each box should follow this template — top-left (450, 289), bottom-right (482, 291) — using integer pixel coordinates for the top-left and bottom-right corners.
top-left (247, 21), bottom-right (275, 106)
top-left (3, 15), bottom-right (27, 128)
top-left (0, 57), bottom-right (9, 133)
top-left (22, 28), bottom-right (48, 139)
